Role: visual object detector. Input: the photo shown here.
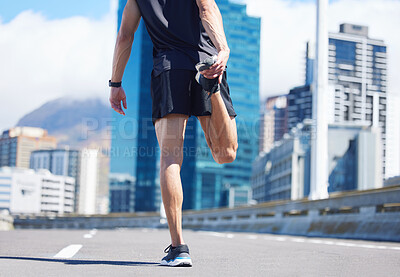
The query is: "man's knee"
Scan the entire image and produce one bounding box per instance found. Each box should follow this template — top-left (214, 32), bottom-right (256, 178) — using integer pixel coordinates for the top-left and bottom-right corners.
top-left (160, 146), bottom-right (184, 169)
top-left (213, 145), bottom-right (237, 164)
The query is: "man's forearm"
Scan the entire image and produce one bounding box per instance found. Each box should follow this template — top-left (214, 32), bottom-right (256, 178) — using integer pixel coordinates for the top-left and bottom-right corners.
top-left (110, 0), bottom-right (141, 82)
top-left (111, 33), bottom-right (134, 82)
top-left (197, 0), bottom-right (230, 53)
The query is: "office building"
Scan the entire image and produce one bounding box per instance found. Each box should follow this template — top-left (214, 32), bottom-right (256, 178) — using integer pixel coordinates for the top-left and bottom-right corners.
top-left (181, 0), bottom-right (260, 210)
top-left (30, 148), bottom-right (80, 211)
top-left (78, 149), bottom-right (99, 215)
top-left (252, 120), bottom-right (383, 202)
top-left (252, 121), bottom-right (311, 202)
top-left (109, 173), bottom-right (135, 213)
top-left (302, 23), bottom-right (388, 177)
top-left (110, 0), bottom-right (260, 212)
top-left (385, 93), bottom-right (400, 179)
top-left (30, 148), bottom-right (106, 214)
top-left (109, 0), bottom-right (159, 213)
top-left (0, 127), bottom-right (56, 168)
top-left (259, 95), bottom-right (288, 154)
top-left (0, 167), bottom-right (75, 214)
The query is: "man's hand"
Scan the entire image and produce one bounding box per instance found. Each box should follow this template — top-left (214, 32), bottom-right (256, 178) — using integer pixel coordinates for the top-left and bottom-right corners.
top-left (200, 49), bottom-right (230, 83)
top-left (109, 87), bottom-right (127, 116)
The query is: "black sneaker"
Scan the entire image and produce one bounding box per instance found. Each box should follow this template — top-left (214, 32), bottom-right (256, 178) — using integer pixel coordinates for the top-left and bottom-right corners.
top-left (195, 55), bottom-right (220, 94)
top-left (160, 244), bottom-right (193, 267)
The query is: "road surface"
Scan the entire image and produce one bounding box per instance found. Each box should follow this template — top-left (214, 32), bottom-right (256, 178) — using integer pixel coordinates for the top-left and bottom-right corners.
top-left (1, 228), bottom-right (399, 276)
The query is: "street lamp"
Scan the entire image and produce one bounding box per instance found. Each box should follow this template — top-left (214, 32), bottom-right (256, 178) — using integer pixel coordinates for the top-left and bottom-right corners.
top-left (309, 0), bottom-right (329, 200)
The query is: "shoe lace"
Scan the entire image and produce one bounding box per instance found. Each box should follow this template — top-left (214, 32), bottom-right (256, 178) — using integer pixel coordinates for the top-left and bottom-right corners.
top-left (164, 244), bottom-right (172, 253)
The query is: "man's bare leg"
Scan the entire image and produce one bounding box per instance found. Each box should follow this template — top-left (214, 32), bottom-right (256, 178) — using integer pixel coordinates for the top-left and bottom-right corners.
top-left (155, 114), bottom-right (188, 246)
top-left (198, 90), bottom-right (238, 164)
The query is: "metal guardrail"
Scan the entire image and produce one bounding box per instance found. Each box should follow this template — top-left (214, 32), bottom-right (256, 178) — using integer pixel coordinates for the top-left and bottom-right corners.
top-left (11, 186), bottom-right (400, 241)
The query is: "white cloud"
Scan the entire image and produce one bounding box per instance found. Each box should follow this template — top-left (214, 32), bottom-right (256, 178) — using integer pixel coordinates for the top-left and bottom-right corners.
top-left (241, 0), bottom-right (400, 100)
top-left (0, 2), bottom-right (117, 131)
top-left (0, 0), bottom-right (399, 132)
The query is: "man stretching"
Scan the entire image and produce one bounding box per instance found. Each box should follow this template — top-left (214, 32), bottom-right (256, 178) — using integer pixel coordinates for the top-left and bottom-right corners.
top-left (109, 0), bottom-right (238, 267)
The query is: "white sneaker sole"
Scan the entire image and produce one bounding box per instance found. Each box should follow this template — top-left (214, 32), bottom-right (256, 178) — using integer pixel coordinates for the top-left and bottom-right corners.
top-left (160, 257), bottom-right (193, 267)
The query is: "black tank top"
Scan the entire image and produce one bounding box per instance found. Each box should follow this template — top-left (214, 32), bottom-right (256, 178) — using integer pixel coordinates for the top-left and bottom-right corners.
top-left (136, 0), bottom-right (218, 76)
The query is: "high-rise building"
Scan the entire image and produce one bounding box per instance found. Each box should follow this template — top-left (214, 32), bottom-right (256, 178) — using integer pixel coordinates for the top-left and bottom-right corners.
top-left (78, 149), bottom-right (99, 215)
top-left (0, 127), bottom-right (56, 168)
top-left (30, 148), bottom-right (80, 211)
top-left (109, 0), bottom-right (159, 213)
top-left (0, 167), bottom-right (75, 214)
top-left (30, 148), bottom-right (107, 214)
top-left (251, 120), bottom-right (383, 202)
top-left (259, 95), bottom-right (288, 154)
top-left (385, 93), bottom-right (400, 179)
top-left (109, 0), bottom-right (260, 212)
top-left (109, 173), bottom-right (135, 213)
top-left (181, 0), bottom-right (260, 210)
top-left (287, 85), bottom-right (314, 132)
top-left (303, 23), bottom-right (388, 177)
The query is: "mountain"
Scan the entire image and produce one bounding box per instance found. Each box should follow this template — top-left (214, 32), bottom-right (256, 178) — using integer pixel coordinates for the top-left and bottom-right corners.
top-left (16, 97), bottom-right (112, 149)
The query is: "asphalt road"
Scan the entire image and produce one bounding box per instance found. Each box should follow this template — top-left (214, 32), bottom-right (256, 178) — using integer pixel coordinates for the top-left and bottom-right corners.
top-left (0, 228), bottom-right (399, 277)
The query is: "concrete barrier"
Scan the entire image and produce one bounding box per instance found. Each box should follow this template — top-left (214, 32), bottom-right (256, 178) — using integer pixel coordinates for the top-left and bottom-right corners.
top-left (0, 210), bottom-right (14, 231)
top-left (182, 186), bottom-right (400, 242)
top-left (12, 186), bottom-right (400, 242)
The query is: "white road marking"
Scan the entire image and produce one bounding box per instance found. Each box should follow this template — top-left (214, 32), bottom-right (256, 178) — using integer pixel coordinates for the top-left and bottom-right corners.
top-left (263, 236), bottom-right (287, 241)
top-left (89, 229), bottom-right (97, 235)
top-left (321, 241), bottom-right (335, 245)
top-left (53, 244), bottom-right (82, 259)
top-left (83, 229), bottom-right (97, 238)
top-left (208, 232), bottom-right (227, 238)
top-left (200, 231), bottom-right (400, 251)
top-left (309, 239), bottom-right (324, 244)
top-left (359, 244), bottom-right (377, 249)
top-left (334, 242), bottom-right (357, 247)
top-left (291, 238), bottom-right (306, 243)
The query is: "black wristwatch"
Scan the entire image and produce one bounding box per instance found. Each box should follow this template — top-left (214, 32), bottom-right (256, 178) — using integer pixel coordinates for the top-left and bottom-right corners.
top-left (109, 80), bottom-right (122, 87)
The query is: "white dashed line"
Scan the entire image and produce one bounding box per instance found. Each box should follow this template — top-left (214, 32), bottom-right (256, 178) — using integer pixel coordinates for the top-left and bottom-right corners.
top-left (291, 238), bottom-right (306, 243)
top-left (321, 241), bottom-right (335, 245)
top-left (334, 242), bottom-right (356, 247)
top-left (83, 229), bottom-right (97, 238)
top-left (53, 244), bottom-right (82, 259)
top-left (201, 231), bottom-right (400, 251)
top-left (309, 239), bottom-right (324, 244)
top-left (89, 229), bottom-right (97, 235)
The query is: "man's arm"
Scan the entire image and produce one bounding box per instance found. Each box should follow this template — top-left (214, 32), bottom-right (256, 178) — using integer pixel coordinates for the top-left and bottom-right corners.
top-left (109, 0), bottom-right (141, 115)
top-left (196, 0), bottom-right (230, 83)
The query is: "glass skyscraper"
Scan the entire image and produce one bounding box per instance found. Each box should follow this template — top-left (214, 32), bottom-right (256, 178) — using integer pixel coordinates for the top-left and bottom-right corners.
top-left (304, 23), bottom-right (388, 177)
top-left (109, 0), bottom-right (159, 213)
top-left (109, 0), bottom-right (260, 212)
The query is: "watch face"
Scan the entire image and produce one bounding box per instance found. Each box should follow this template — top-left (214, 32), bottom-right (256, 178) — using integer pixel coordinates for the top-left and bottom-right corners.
top-left (109, 80), bottom-right (121, 87)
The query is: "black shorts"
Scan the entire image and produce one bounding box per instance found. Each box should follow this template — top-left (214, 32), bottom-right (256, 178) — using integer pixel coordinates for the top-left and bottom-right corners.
top-left (150, 69), bottom-right (237, 125)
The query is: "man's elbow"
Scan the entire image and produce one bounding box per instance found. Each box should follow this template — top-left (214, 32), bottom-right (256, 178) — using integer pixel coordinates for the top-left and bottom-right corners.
top-left (117, 31), bottom-right (134, 44)
top-left (198, 0), bottom-right (217, 18)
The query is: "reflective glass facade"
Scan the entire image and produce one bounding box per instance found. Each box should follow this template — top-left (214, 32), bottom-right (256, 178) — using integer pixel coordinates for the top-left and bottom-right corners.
top-left (182, 0), bottom-right (261, 210)
top-left (110, 0), bottom-right (260, 212)
top-left (109, 0), bottom-right (159, 213)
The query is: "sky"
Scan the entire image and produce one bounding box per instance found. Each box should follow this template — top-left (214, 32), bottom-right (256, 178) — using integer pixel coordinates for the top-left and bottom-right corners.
top-left (0, 0), bottom-right (399, 132)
